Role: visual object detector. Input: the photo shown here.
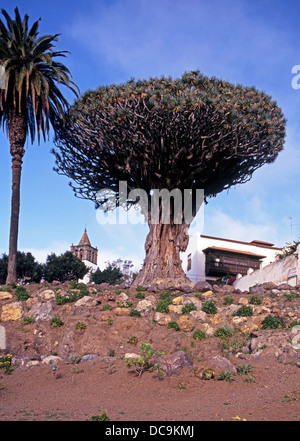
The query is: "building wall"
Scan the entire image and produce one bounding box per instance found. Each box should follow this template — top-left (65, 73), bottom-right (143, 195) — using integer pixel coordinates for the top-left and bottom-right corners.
top-left (79, 260), bottom-right (98, 284)
top-left (233, 250), bottom-right (299, 290)
top-left (181, 233), bottom-right (280, 283)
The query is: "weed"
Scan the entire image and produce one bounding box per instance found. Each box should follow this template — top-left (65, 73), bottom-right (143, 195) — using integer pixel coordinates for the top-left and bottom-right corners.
top-left (22, 316), bottom-right (35, 325)
top-left (223, 296), bottom-right (234, 306)
top-left (168, 321), bottom-right (180, 331)
top-left (102, 304), bottom-right (112, 311)
top-left (236, 363), bottom-right (253, 375)
top-left (0, 354), bottom-right (13, 375)
top-left (201, 368), bottom-right (215, 380)
top-left (217, 370), bottom-right (235, 383)
top-left (284, 292), bottom-right (300, 302)
top-left (130, 309), bottom-right (141, 317)
top-left (50, 317), bottom-right (64, 327)
top-left (215, 325), bottom-right (233, 339)
top-left (202, 299), bottom-right (217, 315)
top-left (127, 336), bottom-right (139, 345)
top-left (15, 286), bottom-right (30, 301)
top-left (193, 329), bottom-right (206, 340)
top-left (250, 295), bottom-right (262, 305)
top-left (181, 303), bottom-right (197, 314)
top-left (75, 321), bottom-right (86, 330)
top-left (262, 315), bottom-right (284, 329)
top-left (90, 411), bottom-right (110, 421)
top-left (234, 305), bottom-right (253, 317)
top-left (135, 291), bottom-right (145, 299)
top-left (156, 298), bottom-right (172, 313)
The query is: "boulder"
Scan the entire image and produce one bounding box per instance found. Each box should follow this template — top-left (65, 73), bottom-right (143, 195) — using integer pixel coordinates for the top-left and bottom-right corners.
top-left (238, 297), bottom-right (249, 305)
top-left (117, 292), bottom-right (129, 303)
top-left (158, 350), bottom-right (193, 376)
top-left (194, 281), bottom-right (213, 292)
top-left (153, 312), bottom-right (172, 326)
top-left (136, 299), bottom-right (154, 317)
top-left (74, 296), bottom-right (97, 308)
top-left (172, 296), bottom-right (184, 305)
top-left (0, 292), bottom-right (13, 300)
top-left (38, 289), bottom-right (55, 301)
top-left (262, 282), bottom-right (277, 290)
top-left (113, 307), bottom-right (131, 316)
top-left (1, 302), bottom-right (23, 321)
top-left (29, 300), bottom-right (54, 321)
top-left (205, 355), bottom-right (237, 374)
top-left (177, 315), bottom-right (195, 332)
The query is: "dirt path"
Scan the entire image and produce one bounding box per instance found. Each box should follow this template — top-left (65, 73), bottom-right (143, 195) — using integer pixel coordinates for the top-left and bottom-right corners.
top-left (1, 354), bottom-right (299, 422)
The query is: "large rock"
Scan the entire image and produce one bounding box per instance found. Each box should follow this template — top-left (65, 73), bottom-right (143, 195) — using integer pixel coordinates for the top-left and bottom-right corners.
top-left (113, 307), bottom-right (131, 316)
top-left (74, 296), bottom-right (97, 308)
top-left (194, 281), bottom-right (213, 292)
top-left (0, 292), bottom-right (13, 300)
top-left (205, 355), bottom-right (237, 374)
top-left (1, 302), bottom-right (23, 321)
top-left (158, 351), bottom-right (193, 376)
top-left (153, 312), bottom-right (172, 326)
top-left (38, 289), bottom-right (55, 301)
top-left (136, 299), bottom-right (154, 317)
top-left (29, 300), bottom-right (54, 320)
top-left (177, 315), bottom-right (195, 332)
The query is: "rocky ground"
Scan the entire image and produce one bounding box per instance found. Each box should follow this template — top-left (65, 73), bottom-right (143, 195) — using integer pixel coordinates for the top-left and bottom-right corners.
top-left (0, 279), bottom-right (300, 421)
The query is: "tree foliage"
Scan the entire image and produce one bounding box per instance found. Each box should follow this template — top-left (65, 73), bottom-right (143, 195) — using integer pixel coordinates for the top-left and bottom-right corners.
top-left (90, 263), bottom-right (123, 285)
top-left (0, 251), bottom-right (43, 284)
top-left (53, 70), bottom-right (286, 210)
top-left (43, 251), bottom-right (88, 283)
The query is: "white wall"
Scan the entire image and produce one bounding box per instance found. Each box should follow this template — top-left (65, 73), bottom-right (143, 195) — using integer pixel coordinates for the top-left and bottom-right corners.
top-left (79, 260), bottom-right (98, 284)
top-left (233, 249), bottom-right (300, 291)
top-left (181, 233), bottom-right (280, 283)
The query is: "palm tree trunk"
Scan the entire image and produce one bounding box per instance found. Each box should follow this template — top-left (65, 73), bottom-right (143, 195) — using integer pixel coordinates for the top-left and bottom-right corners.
top-left (6, 112), bottom-right (26, 284)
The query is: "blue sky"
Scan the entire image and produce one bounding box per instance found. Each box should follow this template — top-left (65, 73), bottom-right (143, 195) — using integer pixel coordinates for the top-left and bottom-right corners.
top-left (1, 0), bottom-right (300, 271)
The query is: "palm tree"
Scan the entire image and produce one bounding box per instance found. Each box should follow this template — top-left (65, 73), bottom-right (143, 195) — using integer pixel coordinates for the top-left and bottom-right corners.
top-left (0, 7), bottom-right (78, 283)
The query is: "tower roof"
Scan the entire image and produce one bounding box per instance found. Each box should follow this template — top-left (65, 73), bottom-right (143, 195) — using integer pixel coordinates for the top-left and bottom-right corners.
top-left (78, 228), bottom-right (91, 246)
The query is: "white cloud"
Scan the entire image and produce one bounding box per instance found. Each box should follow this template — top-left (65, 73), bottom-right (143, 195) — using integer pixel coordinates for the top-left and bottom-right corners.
top-left (19, 241), bottom-right (70, 264)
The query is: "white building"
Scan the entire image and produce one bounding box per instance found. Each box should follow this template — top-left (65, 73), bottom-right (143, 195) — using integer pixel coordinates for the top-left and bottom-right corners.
top-left (181, 233), bottom-right (281, 283)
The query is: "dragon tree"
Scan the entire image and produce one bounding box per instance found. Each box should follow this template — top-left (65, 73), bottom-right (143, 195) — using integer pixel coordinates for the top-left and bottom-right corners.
top-left (53, 71), bottom-right (286, 287)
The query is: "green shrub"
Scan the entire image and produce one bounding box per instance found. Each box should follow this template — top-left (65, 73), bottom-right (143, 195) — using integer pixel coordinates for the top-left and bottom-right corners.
top-left (102, 304), bottom-right (112, 311)
top-left (130, 309), bottom-right (141, 317)
top-left (90, 412), bottom-right (110, 421)
top-left (261, 314), bottom-right (283, 329)
top-left (215, 326), bottom-right (232, 339)
top-left (50, 317), bottom-right (64, 327)
top-left (75, 321), bottom-right (86, 330)
top-left (235, 305), bottom-right (253, 317)
top-left (284, 292), bottom-right (300, 302)
top-left (223, 296), bottom-right (234, 306)
top-left (168, 321), bottom-right (180, 331)
top-left (193, 329), bottom-right (206, 340)
top-left (135, 291), bottom-right (145, 299)
top-left (159, 291), bottom-right (172, 300)
top-left (22, 316), bottom-right (35, 325)
top-left (56, 289), bottom-right (85, 305)
top-left (250, 295), bottom-right (262, 305)
top-left (15, 286), bottom-right (30, 301)
top-left (217, 370), bottom-right (235, 383)
top-left (181, 303), bottom-right (197, 314)
top-left (156, 298), bottom-right (172, 313)
top-left (202, 299), bottom-right (217, 315)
